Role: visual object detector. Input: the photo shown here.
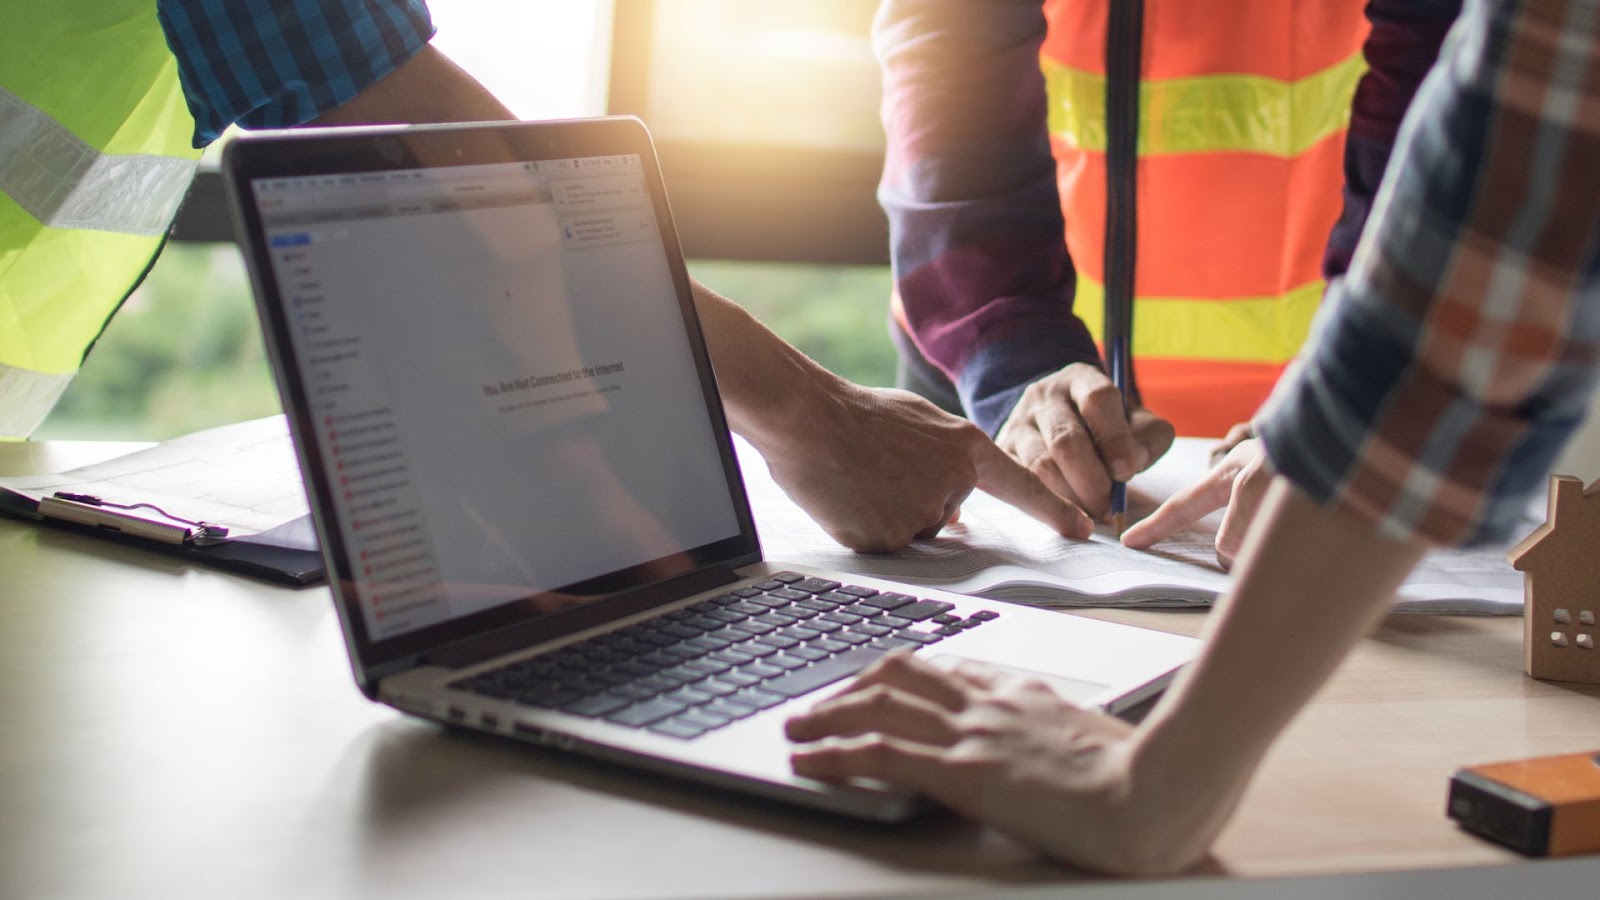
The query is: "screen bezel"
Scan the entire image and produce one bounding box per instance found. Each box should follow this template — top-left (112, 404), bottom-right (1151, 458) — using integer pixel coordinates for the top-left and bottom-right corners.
top-left (223, 118), bottom-right (762, 693)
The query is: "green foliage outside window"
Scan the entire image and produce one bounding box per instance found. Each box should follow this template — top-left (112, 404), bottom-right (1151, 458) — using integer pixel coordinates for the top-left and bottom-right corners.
top-left (36, 246), bottom-right (898, 441)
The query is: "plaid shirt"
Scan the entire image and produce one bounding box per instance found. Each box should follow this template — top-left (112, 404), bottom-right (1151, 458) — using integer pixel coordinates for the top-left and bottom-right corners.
top-left (157, 0), bottom-right (435, 147)
top-left (877, 0), bottom-right (1461, 435)
top-left (1258, 0), bottom-right (1600, 547)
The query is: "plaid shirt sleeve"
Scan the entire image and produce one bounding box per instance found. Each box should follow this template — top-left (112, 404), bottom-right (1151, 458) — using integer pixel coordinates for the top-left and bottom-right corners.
top-left (1257, 0), bottom-right (1600, 548)
top-left (876, 0), bottom-right (1101, 436)
top-left (157, 0), bottom-right (436, 148)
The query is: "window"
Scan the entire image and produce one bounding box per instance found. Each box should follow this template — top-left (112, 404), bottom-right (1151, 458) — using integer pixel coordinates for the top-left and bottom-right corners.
top-left (35, 1), bottom-right (895, 440)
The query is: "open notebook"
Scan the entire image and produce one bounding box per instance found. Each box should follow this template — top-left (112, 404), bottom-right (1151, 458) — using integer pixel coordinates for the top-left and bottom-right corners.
top-left (742, 437), bottom-right (1528, 615)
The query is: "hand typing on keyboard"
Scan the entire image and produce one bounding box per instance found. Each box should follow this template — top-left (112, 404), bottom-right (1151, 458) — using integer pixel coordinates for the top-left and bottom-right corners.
top-left (786, 652), bottom-right (1158, 876)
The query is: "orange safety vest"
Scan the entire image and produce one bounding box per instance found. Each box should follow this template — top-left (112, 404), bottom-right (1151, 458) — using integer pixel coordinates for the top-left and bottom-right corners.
top-left (1042, 0), bottom-right (1368, 436)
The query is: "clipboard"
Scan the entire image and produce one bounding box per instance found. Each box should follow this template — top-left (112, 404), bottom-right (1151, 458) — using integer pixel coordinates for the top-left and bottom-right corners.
top-left (0, 486), bottom-right (324, 586)
top-left (0, 417), bottom-right (326, 587)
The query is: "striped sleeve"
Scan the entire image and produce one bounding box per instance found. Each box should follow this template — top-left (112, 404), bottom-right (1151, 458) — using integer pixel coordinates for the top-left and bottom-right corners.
top-left (1257, 0), bottom-right (1600, 547)
top-left (157, 0), bottom-right (436, 148)
top-left (876, 0), bottom-right (1101, 436)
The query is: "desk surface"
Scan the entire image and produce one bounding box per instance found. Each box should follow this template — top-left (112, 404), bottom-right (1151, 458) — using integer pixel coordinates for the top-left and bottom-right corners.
top-left (4, 442), bottom-right (1600, 899)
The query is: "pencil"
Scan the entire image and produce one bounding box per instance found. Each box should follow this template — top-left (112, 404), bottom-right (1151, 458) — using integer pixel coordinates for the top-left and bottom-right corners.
top-left (1107, 332), bottom-right (1130, 537)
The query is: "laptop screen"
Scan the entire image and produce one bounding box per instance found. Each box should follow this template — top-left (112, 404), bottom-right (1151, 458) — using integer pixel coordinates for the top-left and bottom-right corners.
top-left (231, 123), bottom-right (755, 667)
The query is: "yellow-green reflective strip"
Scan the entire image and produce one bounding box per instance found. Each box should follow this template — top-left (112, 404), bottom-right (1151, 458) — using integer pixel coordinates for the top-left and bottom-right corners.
top-left (1075, 278), bottom-right (1324, 364)
top-left (0, 86), bottom-right (196, 235)
top-left (1044, 52), bottom-right (1367, 158)
top-left (0, 361), bottom-right (75, 438)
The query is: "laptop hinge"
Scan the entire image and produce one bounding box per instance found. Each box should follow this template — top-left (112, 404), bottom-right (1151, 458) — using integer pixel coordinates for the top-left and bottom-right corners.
top-left (419, 565), bottom-right (746, 670)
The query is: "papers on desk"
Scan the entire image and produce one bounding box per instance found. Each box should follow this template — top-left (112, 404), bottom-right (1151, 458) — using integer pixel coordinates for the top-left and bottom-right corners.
top-left (738, 436), bottom-right (1527, 615)
top-left (0, 417), bottom-right (321, 585)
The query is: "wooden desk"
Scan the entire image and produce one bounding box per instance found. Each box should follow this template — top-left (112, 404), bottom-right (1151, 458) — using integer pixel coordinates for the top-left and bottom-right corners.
top-left (4, 442), bottom-right (1599, 898)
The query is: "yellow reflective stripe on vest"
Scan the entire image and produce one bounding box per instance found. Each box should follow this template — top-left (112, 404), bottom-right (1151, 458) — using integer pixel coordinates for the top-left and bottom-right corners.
top-left (0, 86), bottom-right (197, 236)
top-left (1074, 277), bottom-right (1324, 365)
top-left (1043, 52), bottom-right (1366, 157)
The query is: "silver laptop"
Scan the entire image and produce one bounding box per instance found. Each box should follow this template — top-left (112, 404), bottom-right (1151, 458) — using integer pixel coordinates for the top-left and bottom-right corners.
top-left (224, 118), bottom-right (1197, 821)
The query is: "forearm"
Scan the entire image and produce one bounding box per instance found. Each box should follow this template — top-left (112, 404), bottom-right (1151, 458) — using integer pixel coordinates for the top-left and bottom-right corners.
top-left (309, 44), bottom-right (515, 126)
top-left (1125, 479), bottom-right (1426, 864)
top-left (690, 281), bottom-right (849, 454)
top-left (877, 0), bottom-right (1096, 434)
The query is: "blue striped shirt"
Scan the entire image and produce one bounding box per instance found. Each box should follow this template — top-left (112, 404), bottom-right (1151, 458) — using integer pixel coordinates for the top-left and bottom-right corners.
top-left (157, 0), bottom-right (435, 147)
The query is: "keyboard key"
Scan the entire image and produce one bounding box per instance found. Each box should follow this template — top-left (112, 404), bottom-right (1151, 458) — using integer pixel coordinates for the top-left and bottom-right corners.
top-left (649, 719), bottom-right (707, 740)
top-left (684, 658), bottom-right (733, 676)
top-left (796, 598), bottom-right (839, 613)
top-left (960, 619), bottom-right (983, 630)
top-left (936, 624), bottom-right (966, 637)
top-left (739, 641), bottom-right (780, 658)
top-left (762, 648), bottom-right (888, 699)
top-left (754, 580), bottom-right (787, 591)
top-left (612, 683), bottom-right (660, 702)
top-left (858, 592), bottom-right (915, 611)
top-left (822, 611), bottom-right (865, 626)
top-left (693, 679), bottom-right (741, 698)
top-left (615, 660), bottom-right (659, 678)
top-left (725, 601), bottom-right (767, 616)
top-left (684, 635), bottom-right (732, 653)
top-left (659, 645), bottom-right (702, 662)
top-left (518, 687), bottom-right (581, 708)
top-left (692, 701), bottom-right (755, 723)
top-left (688, 600), bottom-right (721, 613)
top-left (810, 638), bottom-right (849, 654)
top-left (788, 645), bottom-right (830, 662)
top-left (767, 654), bottom-right (812, 671)
top-left (754, 612), bottom-right (796, 627)
top-left (729, 688), bottom-right (788, 710)
top-left (933, 614), bottom-right (961, 625)
top-left (606, 698), bottom-right (687, 728)
top-left (833, 631), bottom-right (873, 646)
top-left (972, 609), bottom-right (1001, 621)
top-left (738, 662), bottom-right (786, 680)
top-left (850, 622), bottom-right (892, 638)
top-left (562, 694), bottom-right (631, 718)
top-left (661, 622), bottom-right (704, 639)
top-left (730, 620), bottom-right (776, 635)
top-left (668, 687), bottom-right (716, 706)
top-left (877, 615), bottom-right (912, 630)
top-left (894, 629), bottom-right (944, 645)
top-left (893, 600), bottom-right (957, 622)
top-left (770, 572), bottom-right (805, 584)
top-left (732, 587), bottom-right (763, 598)
top-left (704, 609), bottom-right (746, 624)
top-left (711, 648), bottom-right (757, 666)
top-left (846, 604), bottom-right (885, 618)
top-left (836, 584), bottom-right (880, 598)
top-left (781, 626), bottom-right (822, 642)
top-left (753, 633), bottom-right (800, 651)
top-left (679, 709), bottom-right (733, 729)
top-left (685, 616), bottom-right (728, 634)
top-left (790, 577), bottom-right (841, 594)
top-left (766, 589), bottom-right (811, 604)
top-left (634, 675), bottom-right (680, 694)
top-left (805, 618), bottom-right (844, 634)
top-left (717, 670), bottom-right (763, 689)
top-left (817, 590), bottom-right (859, 605)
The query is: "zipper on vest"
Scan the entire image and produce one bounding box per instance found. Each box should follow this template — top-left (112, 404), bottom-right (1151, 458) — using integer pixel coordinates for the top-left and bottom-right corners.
top-left (1104, 0), bottom-right (1144, 401)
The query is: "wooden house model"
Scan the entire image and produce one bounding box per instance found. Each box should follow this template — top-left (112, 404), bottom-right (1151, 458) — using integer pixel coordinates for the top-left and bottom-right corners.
top-left (1508, 474), bottom-right (1600, 684)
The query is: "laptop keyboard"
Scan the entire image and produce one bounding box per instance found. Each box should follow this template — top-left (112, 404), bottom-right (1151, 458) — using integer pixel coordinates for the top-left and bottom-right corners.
top-left (447, 572), bottom-right (1001, 740)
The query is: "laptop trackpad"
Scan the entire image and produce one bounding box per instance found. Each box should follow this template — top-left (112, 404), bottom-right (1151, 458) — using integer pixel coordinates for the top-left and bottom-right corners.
top-left (926, 654), bottom-right (1109, 706)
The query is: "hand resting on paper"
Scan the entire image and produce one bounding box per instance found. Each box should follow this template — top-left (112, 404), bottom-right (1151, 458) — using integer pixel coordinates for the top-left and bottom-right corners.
top-left (1121, 436), bottom-right (1274, 568)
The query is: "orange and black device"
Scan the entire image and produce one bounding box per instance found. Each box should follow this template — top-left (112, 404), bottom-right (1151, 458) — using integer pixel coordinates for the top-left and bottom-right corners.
top-left (1448, 751), bottom-right (1600, 857)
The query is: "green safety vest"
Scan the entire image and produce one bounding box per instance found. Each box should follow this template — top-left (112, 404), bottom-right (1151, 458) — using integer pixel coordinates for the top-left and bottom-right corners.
top-left (0, 3), bottom-right (201, 438)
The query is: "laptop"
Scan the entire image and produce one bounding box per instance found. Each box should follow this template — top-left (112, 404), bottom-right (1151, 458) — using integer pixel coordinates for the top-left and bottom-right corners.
top-left (224, 118), bottom-right (1198, 821)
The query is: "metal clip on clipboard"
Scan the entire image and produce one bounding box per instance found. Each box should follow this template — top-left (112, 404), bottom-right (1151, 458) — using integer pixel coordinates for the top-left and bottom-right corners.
top-left (38, 493), bottom-right (232, 547)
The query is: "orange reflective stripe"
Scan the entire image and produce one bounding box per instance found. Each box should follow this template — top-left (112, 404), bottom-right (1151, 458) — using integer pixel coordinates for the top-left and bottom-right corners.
top-left (1041, 0), bottom-right (1369, 81)
top-left (1053, 133), bottom-right (1346, 299)
top-left (1132, 358), bottom-right (1287, 437)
